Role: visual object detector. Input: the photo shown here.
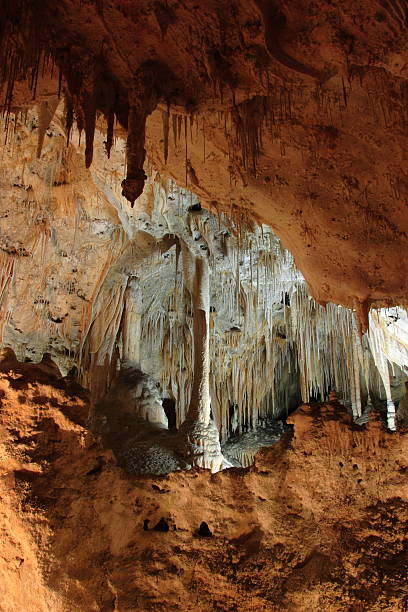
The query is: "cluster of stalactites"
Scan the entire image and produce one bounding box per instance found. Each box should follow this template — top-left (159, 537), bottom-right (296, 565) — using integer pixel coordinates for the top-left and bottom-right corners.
top-left (0, 0), bottom-right (311, 212)
top-left (135, 183), bottom-right (406, 439)
top-left (0, 1), bottom-right (162, 208)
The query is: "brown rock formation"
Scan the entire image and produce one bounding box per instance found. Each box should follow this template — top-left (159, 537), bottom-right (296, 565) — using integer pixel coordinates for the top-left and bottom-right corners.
top-left (0, 0), bottom-right (407, 318)
top-left (0, 5), bottom-right (408, 607)
top-left (1, 358), bottom-right (407, 611)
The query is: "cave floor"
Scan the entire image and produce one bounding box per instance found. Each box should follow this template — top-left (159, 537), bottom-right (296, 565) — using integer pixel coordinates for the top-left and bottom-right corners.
top-left (0, 360), bottom-right (408, 611)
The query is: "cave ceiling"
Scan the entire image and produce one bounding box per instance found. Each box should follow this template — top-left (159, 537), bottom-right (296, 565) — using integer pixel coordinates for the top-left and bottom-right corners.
top-left (0, 0), bottom-right (407, 325)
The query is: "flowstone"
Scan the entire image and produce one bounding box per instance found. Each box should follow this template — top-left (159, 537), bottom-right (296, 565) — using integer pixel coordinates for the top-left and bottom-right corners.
top-left (179, 418), bottom-right (231, 473)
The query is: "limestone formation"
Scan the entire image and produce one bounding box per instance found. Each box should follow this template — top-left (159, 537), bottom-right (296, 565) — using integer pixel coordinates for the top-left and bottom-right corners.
top-left (0, 109), bottom-right (407, 465)
top-left (0, 1), bottom-right (407, 609)
top-left (0, 0), bottom-right (407, 316)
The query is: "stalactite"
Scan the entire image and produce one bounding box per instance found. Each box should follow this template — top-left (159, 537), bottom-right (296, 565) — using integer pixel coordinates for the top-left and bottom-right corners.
top-left (232, 96), bottom-right (267, 175)
top-left (162, 107), bottom-right (170, 163)
top-left (104, 104), bottom-right (115, 160)
top-left (36, 97), bottom-right (59, 158)
top-left (121, 63), bottom-right (170, 206)
top-left (80, 64), bottom-right (98, 169)
top-left (64, 92), bottom-right (74, 147)
top-left (2, 117), bottom-right (404, 443)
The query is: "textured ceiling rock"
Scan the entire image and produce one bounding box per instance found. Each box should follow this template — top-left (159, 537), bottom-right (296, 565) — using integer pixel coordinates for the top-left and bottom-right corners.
top-left (0, 0), bottom-right (407, 320)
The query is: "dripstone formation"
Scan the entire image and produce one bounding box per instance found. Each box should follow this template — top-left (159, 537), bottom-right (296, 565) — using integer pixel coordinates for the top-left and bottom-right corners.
top-left (0, 1), bottom-right (407, 610)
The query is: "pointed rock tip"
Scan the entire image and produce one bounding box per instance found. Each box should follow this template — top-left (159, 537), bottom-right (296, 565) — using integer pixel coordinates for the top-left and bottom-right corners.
top-left (354, 298), bottom-right (370, 337)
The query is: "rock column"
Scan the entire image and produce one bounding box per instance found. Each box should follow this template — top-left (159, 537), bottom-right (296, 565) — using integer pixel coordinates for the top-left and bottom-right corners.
top-left (179, 247), bottom-right (227, 472)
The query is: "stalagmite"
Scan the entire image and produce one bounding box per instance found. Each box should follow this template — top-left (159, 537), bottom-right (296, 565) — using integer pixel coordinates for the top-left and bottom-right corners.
top-left (178, 244), bottom-right (228, 472)
top-left (0, 5), bottom-right (408, 607)
top-left (122, 277), bottom-right (143, 367)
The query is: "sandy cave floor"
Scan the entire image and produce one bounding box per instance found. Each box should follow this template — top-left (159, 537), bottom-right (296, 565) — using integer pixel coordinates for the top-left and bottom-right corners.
top-left (0, 358), bottom-right (408, 611)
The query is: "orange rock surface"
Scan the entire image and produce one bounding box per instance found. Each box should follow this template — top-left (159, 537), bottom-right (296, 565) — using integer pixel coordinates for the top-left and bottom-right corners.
top-left (1, 356), bottom-right (407, 611)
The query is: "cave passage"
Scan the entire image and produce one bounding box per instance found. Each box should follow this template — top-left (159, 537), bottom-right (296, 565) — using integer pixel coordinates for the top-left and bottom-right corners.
top-left (162, 398), bottom-right (177, 430)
